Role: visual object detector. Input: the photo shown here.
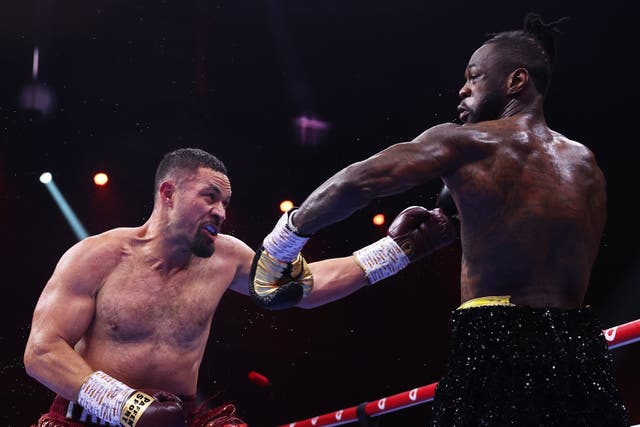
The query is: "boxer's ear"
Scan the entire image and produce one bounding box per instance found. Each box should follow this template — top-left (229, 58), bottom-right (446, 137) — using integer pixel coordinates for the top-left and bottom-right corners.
top-left (159, 181), bottom-right (175, 207)
top-left (506, 67), bottom-right (529, 96)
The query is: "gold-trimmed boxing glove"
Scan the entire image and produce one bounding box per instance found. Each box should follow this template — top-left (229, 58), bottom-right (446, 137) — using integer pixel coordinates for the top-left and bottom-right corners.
top-left (249, 209), bottom-right (314, 310)
top-left (249, 249), bottom-right (313, 310)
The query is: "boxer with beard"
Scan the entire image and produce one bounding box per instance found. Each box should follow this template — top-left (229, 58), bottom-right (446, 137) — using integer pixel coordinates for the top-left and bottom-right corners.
top-left (25, 148), bottom-right (455, 427)
top-left (254, 14), bottom-right (630, 425)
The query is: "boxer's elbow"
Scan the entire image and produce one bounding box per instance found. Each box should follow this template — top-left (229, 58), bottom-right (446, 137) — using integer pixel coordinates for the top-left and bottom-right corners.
top-left (23, 353), bottom-right (37, 380)
top-left (23, 334), bottom-right (51, 379)
top-left (23, 342), bottom-right (40, 378)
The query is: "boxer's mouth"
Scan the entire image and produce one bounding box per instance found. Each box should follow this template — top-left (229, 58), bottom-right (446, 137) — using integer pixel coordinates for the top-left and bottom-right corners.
top-left (204, 224), bottom-right (219, 236)
top-left (457, 105), bottom-right (469, 122)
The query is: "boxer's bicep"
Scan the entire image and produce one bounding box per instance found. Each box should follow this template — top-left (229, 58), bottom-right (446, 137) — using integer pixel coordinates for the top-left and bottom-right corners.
top-left (29, 239), bottom-right (108, 348)
top-left (324, 124), bottom-right (467, 200)
top-left (25, 238), bottom-right (109, 399)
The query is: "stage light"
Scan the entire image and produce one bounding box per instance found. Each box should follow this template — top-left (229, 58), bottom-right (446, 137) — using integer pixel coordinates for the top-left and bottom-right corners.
top-left (280, 200), bottom-right (294, 213)
top-left (19, 46), bottom-right (57, 118)
top-left (38, 172), bottom-right (89, 241)
top-left (293, 115), bottom-right (331, 146)
top-left (94, 172), bottom-right (109, 186)
top-left (373, 213), bottom-right (385, 226)
top-left (39, 172), bottom-right (52, 184)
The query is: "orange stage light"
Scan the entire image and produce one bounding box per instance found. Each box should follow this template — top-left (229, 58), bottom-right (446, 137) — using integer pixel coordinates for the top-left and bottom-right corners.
top-left (94, 172), bottom-right (109, 186)
top-left (280, 200), bottom-right (294, 213)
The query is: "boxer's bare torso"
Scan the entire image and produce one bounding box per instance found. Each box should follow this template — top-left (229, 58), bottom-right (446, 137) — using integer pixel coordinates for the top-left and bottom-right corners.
top-left (72, 228), bottom-right (249, 396)
top-left (442, 116), bottom-right (606, 308)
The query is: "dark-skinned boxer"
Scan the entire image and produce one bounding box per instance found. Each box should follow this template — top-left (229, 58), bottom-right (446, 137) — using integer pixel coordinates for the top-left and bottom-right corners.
top-left (252, 13), bottom-right (629, 426)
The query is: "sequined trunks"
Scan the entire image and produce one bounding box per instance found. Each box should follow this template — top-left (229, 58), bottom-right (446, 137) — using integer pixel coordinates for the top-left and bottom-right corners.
top-left (431, 305), bottom-right (629, 426)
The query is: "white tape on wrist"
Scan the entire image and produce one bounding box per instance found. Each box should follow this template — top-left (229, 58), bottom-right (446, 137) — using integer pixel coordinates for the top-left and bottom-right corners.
top-left (77, 370), bottom-right (134, 425)
top-left (353, 236), bottom-right (410, 284)
top-left (262, 210), bottom-right (309, 262)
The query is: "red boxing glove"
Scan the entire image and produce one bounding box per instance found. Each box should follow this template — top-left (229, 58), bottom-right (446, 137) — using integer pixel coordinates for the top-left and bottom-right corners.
top-left (387, 206), bottom-right (456, 262)
top-left (121, 389), bottom-right (187, 427)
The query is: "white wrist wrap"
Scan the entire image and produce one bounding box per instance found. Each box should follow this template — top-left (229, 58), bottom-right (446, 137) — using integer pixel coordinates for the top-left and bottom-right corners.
top-left (353, 236), bottom-right (410, 284)
top-left (262, 210), bottom-right (309, 262)
top-left (77, 370), bottom-right (134, 425)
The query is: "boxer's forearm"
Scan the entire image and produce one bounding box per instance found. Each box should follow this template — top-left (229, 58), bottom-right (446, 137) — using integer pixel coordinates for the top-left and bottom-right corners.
top-left (294, 144), bottom-right (421, 235)
top-left (24, 336), bottom-right (93, 401)
top-left (293, 163), bottom-right (374, 236)
top-left (297, 257), bottom-right (368, 308)
top-left (293, 124), bottom-right (463, 236)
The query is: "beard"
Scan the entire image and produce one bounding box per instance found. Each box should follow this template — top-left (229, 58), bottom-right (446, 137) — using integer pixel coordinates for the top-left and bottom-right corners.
top-left (192, 232), bottom-right (215, 258)
top-left (467, 90), bottom-right (503, 123)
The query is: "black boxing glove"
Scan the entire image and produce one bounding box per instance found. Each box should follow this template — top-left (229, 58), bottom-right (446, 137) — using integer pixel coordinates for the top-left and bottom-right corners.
top-left (388, 206), bottom-right (456, 262)
top-left (77, 371), bottom-right (187, 427)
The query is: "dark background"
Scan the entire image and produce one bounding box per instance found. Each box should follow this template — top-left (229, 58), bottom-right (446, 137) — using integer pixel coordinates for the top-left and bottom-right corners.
top-left (1, 1), bottom-right (638, 426)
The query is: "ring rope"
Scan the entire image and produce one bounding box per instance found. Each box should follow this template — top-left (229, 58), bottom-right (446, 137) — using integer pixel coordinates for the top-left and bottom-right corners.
top-left (280, 318), bottom-right (640, 427)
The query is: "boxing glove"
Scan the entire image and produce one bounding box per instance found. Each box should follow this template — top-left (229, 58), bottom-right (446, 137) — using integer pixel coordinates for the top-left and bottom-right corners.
top-left (353, 206), bottom-right (456, 284)
top-left (121, 389), bottom-right (187, 427)
top-left (249, 209), bottom-right (314, 310)
top-left (387, 206), bottom-right (456, 262)
top-left (249, 249), bottom-right (313, 310)
top-left (77, 371), bottom-right (187, 427)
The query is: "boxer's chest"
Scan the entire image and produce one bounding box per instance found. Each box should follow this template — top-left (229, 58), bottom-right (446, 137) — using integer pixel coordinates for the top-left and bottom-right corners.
top-left (94, 260), bottom-right (225, 346)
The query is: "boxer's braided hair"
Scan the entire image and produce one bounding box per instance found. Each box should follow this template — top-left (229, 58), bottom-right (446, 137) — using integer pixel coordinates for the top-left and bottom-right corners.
top-left (484, 13), bottom-right (570, 97)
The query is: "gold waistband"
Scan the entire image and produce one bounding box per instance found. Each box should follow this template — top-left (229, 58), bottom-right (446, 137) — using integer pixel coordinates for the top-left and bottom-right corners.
top-left (457, 295), bottom-right (514, 310)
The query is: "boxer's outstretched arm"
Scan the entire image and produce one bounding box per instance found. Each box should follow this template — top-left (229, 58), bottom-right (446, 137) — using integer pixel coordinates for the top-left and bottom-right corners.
top-left (229, 239), bottom-right (367, 308)
top-left (298, 206), bottom-right (456, 308)
top-left (24, 237), bottom-right (108, 401)
top-left (227, 236), bottom-right (366, 307)
top-left (292, 122), bottom-right (491, 235)
top-left (244, 206), bottom-right (456, 309)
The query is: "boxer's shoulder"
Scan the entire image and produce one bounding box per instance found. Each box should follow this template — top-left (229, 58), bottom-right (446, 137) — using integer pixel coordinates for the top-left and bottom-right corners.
top-left (58, 229), bottom-right (123, 263)
top-left (215, 233), bottom-right (254, 257)
top-left (64, 228), bottom-right (137, 274)
top-left (85, 227), bottom-right (139, 262)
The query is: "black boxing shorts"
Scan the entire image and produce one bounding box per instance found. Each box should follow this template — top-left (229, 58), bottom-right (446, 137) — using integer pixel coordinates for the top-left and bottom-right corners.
top-left (431, 296), bottom-right (629, 426)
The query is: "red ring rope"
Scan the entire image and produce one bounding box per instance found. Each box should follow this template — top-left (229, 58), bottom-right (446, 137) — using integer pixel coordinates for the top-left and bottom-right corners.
top-left (280, 318), bottom-right (640, 427)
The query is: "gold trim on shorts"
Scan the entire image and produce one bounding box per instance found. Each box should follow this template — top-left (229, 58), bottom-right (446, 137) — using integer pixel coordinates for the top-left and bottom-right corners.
top-left (457, 295), bottom-right (514, 310)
